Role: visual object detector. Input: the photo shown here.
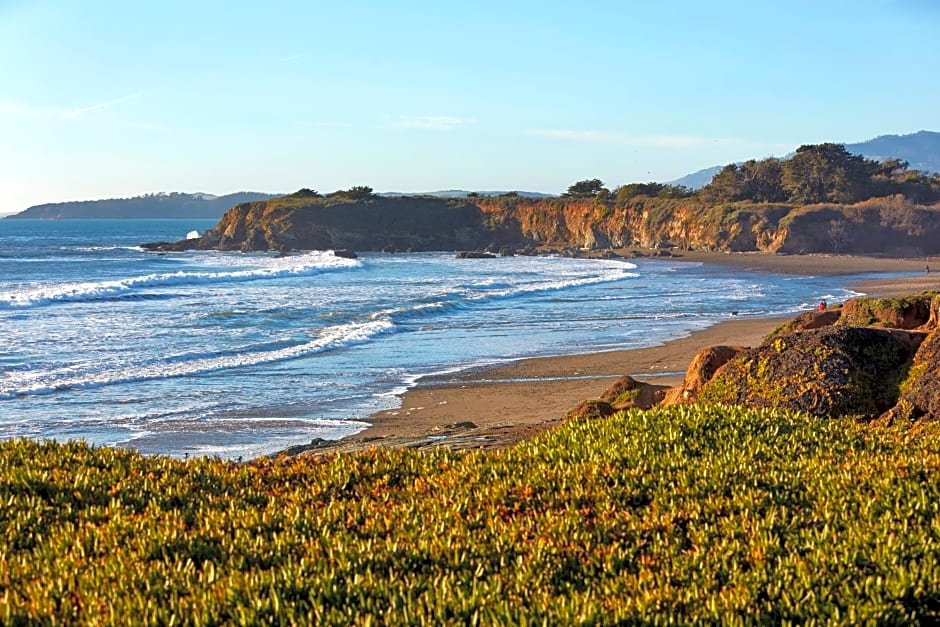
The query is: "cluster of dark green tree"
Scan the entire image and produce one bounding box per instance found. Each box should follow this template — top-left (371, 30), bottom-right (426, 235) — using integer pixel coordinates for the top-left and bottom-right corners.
top-left (699, 143), bottom-right (940, 205)
top-left (562, 178), bottom-right (692, 202)
top-left (289, 186), bottom-right (376, 201)
top-left (562, 143), bottom-right (940, 209)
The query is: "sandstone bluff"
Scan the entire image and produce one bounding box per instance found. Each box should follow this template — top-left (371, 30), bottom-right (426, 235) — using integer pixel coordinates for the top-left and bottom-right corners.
top-left (144, 191), bottom-right (940, 257)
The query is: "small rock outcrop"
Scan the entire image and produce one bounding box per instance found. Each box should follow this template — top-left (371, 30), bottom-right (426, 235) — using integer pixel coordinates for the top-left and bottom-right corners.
top-left (662, 345), bottom-right (747, 405)
top-left (838, 294), bottom-right (934, 329)
top-left (599, 375), bottom-right (666, 410)
top-left (766, 309), bottom-right (843, 339)
top-left (881, 294), bottom-right (940, 423)
top-left (569, 292), bottom-right (940, 425)
top-left (564, 399), bottom-right (616, 423)
top-left (699, 326), bottom-right (924, 419)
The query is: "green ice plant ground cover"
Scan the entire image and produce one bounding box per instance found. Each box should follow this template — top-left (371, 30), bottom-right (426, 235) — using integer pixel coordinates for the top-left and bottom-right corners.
top-left (3, 404), bottom-right (940, 624)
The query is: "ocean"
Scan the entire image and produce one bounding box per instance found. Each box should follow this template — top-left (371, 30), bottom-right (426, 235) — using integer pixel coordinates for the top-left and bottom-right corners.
top-left (1, 219), bottom-right (870, 459)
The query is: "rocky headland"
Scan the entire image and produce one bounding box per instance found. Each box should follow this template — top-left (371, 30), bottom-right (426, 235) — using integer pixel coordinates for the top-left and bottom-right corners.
top-left (143, 191), bottom-right (940, 257)
top-left (143, 193), bottom-right (493, 253)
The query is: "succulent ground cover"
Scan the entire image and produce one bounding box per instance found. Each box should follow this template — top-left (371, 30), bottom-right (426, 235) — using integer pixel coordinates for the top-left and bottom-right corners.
top-left (4, 404), bottom-right (940, 624)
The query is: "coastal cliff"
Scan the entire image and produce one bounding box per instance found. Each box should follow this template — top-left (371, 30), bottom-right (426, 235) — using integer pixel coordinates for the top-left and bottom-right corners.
top-left (142, 141), bottom-right (940, 255)
top-left (475, 195), bottom-right (940, 255)
top-left (156, 193), bottom-right (491, 252)
top-left (149, 192), bottom-right (940, 256)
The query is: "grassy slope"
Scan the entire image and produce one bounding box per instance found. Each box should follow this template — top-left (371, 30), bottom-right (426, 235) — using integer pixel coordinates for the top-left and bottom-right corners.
top-left (4, 405), bottom-right (940, 624)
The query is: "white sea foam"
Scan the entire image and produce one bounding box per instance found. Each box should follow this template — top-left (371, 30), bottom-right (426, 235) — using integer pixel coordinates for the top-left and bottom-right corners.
top-left (186, 230), bottom-right (200, 240)
top-left (0, 318), bottom-right (393, 399)
top-left (369, 263), bottom-right (636, 323)
top-left (476, 265), bottom-right (638, 300)
top-left (0, 251), bottom-right (360, 309)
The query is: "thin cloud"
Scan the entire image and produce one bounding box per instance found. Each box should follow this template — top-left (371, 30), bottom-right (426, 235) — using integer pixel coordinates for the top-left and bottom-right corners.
top-left (528, 129), bottom-right (778, 149)
top-left (60, 93), bottom-right (141, 119)
top-left (394, 115), bottom-right (474, 131)
top-left (279, 54), bottom-right (303, 62)
top-left (528, 129), bottom-right (621, 142)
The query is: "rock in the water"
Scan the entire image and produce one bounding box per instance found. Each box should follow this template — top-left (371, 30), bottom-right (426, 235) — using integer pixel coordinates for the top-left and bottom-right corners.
top-left (333, 249), bottom-right (358, 259)
top-left (455, 251), bottom-right (496, 259)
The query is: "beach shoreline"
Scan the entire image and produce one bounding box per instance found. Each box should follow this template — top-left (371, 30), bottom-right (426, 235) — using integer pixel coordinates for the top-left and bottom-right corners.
top-left (293, 251), bottom-right (939, 456)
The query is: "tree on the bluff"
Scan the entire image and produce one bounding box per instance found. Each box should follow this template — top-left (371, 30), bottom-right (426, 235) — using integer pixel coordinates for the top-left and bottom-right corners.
top-left (345, 186), bottom-right (375, 200)
top-left (695, 143), bottom-right (940, 206)
top-left (781, 143), bottom-right (876, 204)
top-left (614, 182), bottom-right (693, 204)
top-left (329, 186), bottom-right (375, 201)
top-left (563, 178), bottom-right (606, 198)
top-left (699, 158), bottom-right (786, 203)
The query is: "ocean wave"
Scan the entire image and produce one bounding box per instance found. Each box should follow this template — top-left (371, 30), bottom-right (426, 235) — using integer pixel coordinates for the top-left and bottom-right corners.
top-left (475, 266), bottom-right (637, 300)
top-left (0, 318), bottom-right (393, 400)
top-left (0, 251), bottom-right (361, 309)
top-left (368, 265), bottom-right (636, 324)
top-left (67, 245), bottom-right (145, 252)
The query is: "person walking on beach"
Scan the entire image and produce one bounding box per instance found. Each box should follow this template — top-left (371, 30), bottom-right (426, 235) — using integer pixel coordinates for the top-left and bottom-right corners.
top-left (818, 300), bottom-right (827, 311)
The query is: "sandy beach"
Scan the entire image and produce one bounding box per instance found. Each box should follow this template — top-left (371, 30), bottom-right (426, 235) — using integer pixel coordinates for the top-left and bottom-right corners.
top-left (300, 251), bottom-right (939, 455)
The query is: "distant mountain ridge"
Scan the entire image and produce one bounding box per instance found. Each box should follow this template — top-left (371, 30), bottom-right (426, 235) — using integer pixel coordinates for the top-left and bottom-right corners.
top-left (671, 130), bottom-right (940, 189)
top-left (845, 130), bottom-right (940, 174)
top-left (6, 192), bottom-right (280, 220)
top-left (668, 165), bottom-right (726, 190)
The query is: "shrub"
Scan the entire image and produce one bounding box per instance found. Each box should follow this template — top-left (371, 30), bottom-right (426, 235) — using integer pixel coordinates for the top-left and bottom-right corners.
top-left (4, 405), bottom-right (940, 623)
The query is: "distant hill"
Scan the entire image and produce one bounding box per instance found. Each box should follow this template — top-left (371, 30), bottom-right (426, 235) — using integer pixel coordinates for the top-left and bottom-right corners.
top-left (671, 130), bottom-right (940, 189)
top-left (845, 130), bottom-right (940, 174)
top-left (5, 192), bottom-right (280, 220)
top-left (668, 166), bottom-right (726, 190)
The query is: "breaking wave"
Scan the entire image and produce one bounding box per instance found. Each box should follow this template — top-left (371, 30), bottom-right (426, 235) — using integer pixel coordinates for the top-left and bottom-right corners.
top-left (0, 251), bottom-right (360, 309)
top-left (0, 318), bottom-right (392, 399)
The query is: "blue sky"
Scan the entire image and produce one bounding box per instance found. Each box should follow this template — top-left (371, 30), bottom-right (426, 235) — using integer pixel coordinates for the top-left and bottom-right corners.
top-left (1, 0), bottom-right (938, 212)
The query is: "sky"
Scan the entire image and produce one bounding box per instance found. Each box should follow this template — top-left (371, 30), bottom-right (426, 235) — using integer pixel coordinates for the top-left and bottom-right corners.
top-left (1, 0), bottom-right (939, 213)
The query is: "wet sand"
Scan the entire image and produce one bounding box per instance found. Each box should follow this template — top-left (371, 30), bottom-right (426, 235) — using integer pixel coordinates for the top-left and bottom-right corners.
top-left (294, 252), bottom-right (939, 456)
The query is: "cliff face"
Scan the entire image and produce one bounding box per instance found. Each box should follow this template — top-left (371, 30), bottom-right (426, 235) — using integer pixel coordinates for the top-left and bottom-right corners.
top-left (148, 193), bottom-right (940, 256)
top-left (476, 196), bottom-right (940, 256)
top-left (477, 198), bottom-right (795, 253)
top-left (187, 197), bottom-right (490, 252)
